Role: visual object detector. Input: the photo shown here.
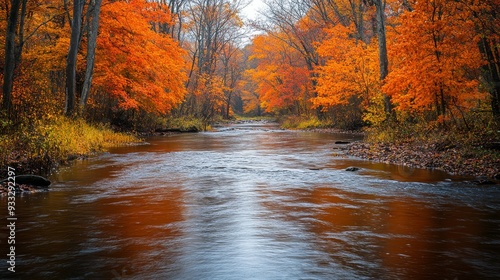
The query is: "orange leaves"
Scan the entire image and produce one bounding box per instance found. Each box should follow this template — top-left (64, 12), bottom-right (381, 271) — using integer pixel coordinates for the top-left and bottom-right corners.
top-left (314, 24), bottom-right (380, 109)
top-left (93, 0), bottom-right (187, 114)
top-left (314, 0), bottom-right (487, 122)
top-left (195, 73), bottom-right (227, 107)
top-left (245, 34), bottom-right (312, 114)
top-left (383, 0), bottom-right (485, 115)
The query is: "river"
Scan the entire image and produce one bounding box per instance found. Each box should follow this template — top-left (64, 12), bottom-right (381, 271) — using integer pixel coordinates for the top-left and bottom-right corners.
top-left (1, 122), bottom-right (500, 279)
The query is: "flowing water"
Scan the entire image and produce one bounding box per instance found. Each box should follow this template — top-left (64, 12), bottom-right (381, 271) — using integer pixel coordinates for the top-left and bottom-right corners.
top-left (1, 122), bottom-right (500, 279)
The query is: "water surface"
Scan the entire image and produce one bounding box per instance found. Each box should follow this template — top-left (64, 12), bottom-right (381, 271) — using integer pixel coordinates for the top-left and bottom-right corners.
top-left (1, 122), bottom-right (500, 279)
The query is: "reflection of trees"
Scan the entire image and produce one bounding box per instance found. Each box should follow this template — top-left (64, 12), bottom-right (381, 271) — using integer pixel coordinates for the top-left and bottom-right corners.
top-left (96, 187), bottom-right (186, 260)
top-left (260, 184), bottom-right (489, 278)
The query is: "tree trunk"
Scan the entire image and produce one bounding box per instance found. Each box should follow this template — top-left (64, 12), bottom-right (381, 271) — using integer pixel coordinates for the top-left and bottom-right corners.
top-left (79, 0), bottom-right (102, 115)
top-left (479, 38), bottom-right (500, 121)
top-left (2, 0), bottom-right (22, 117)
top-left (65, 0), bottom-right (84, 117)
top-left (373, 0), bottom-right (393, 117)
top-left (225, 91), bottom-right (232, 119)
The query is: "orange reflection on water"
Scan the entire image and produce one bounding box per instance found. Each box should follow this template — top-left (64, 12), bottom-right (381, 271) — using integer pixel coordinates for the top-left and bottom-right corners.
top-left (92, 185), bottom-right (185, 273)
top-left (260, 184), bottom-right (493, 278)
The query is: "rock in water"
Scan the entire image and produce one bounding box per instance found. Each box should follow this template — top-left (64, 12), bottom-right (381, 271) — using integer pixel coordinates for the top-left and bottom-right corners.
top-left (345, 167), bottom-right (360, 172)
top-left (1, 175), bottom-right (51, 188)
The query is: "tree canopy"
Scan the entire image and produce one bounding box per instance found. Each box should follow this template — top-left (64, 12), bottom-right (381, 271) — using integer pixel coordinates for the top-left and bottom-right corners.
top-left (1, 0), bottom-right (499, 130)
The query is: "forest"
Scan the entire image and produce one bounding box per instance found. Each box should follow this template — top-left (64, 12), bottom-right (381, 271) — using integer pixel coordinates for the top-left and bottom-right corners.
top-left (1, 0), bottom-right (500, 175)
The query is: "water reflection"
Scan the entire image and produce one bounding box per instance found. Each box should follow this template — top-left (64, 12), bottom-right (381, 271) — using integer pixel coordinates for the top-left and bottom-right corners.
top-left (1, 123), bottom-right (499, 279)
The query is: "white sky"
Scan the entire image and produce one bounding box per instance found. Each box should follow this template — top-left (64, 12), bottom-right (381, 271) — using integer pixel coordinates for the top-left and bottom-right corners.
top-left (239, 0), bottom-right (267, 44)
top-left (241, 0), bottom-right (266, 21)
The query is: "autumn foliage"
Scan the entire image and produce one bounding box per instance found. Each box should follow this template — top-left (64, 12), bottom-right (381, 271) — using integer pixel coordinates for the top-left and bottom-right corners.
top-left (1, 0), bottom-right (500, 131)
top-left (0, 0), bottom-right (187, 125)
top-left (314, 24), bottom-right (380, 110)
top-left (245, 34), bottom-right (313, 115)
top-left (383, 0), bottom-right (485, 118)
top-left (93, 0), bottom-right (187, 114)
top-left (242, 0), bottom-right (499, 131)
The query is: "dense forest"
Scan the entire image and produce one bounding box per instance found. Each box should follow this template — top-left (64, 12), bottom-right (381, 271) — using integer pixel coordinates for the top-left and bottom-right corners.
top-left (1, 0), bottom-right (500, 174)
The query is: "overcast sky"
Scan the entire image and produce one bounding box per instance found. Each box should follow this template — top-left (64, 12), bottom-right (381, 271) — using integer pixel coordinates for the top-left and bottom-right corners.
top-left (241, 0), bottom-right (266, 21)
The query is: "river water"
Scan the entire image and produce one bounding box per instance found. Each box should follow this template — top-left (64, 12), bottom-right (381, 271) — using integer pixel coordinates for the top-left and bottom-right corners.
top-left (2, 122), bottom-right (500, 279)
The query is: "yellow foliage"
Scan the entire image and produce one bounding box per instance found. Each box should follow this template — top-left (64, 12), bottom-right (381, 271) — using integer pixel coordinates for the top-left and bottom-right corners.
top-left (31, 117), bottom-right (138, 159)
top-left (363, 92), bottom-right (387, 126)
top-left (0, 116), bottom-right (139, 173)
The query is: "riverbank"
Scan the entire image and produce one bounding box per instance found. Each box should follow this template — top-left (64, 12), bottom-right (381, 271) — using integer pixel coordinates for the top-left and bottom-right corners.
top-left (302, 126), bottom-right (500, 179)
top-left (0, 117), bottom-right (140, 177)
top-left (344, 138), bottom-right (500, 180)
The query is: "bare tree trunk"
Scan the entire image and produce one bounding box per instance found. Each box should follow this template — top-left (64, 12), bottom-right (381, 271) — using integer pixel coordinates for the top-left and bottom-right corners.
top-left (479, 38), bottom-right (500, 121)
top-left (373, 0), bottom-right (393, 117)
top-left (2, 0), bottom-right (23, 118)
top-left (79, 0), bottom-right (102, 115)
top-left (65, 0), bottom-right (84, 117)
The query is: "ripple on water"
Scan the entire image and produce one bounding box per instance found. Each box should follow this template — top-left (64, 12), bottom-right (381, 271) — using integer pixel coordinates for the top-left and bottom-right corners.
top-left (7, 124), bottom-right (500, 279)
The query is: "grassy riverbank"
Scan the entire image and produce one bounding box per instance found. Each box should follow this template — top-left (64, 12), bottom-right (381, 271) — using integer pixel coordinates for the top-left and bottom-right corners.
top-left (0, 117), bottom-right (139, 176)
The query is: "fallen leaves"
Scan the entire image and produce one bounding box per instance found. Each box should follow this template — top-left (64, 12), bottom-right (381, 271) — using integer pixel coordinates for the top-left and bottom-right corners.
top-left (346, 141), bottom-right (500, 178)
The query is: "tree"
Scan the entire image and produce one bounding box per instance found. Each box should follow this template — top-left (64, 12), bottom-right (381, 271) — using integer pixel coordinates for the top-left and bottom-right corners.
top-left (383, 0), bottom-right (485, 120)
top-left (92, 0), bottom-right (187, 115)
top-left (2, 0), bottom-right (65, 119)
top-left (313, 24), bottom-right (380, 110)
top-left (258, 0), bottom-right (322, 72)
top-left (80, 0), bottom-right (102, 113)
top-left (369, 0), bottom-right (392, 116)
top-left (181, 0), bottom-right (245, 121)
top-left (465, 0), bottom-right (500, 121)
top-left (220, 43), bottom-right (245, 118)
top-left (245, 34), bottom-right (312, 114)
top-left (2, 0), bottom-right (27, 118)
top-left (65, 0), bottom-right (84, 117)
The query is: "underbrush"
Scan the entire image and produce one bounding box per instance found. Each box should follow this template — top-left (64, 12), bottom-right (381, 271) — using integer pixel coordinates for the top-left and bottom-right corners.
top-left (366, 113), bottom-right (499, 144)
top-left (161, 116), bottom-right (209, 131)
top-left (0, 117), bottom-right (139, 175)
top-left (233, 115), bottom-right (277, 122)
top-left (280, 115), bottom-right (333, 129)
top-left (363, 113), bottom-right (500, 166)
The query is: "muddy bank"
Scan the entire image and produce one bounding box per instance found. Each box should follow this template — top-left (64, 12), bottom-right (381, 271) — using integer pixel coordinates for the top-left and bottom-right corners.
top-left (345, 141), bottom-right (500, 179)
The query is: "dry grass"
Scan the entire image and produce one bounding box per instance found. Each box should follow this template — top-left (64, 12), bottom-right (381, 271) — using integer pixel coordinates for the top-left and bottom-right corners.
top-left (1, 116), bottom-right (139, 175)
